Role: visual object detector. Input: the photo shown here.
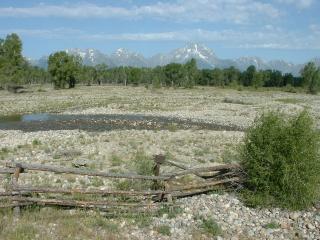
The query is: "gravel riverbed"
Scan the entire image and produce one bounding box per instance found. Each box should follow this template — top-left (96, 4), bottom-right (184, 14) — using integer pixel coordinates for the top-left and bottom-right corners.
top-left (0, 86), bottom-right (319, 239)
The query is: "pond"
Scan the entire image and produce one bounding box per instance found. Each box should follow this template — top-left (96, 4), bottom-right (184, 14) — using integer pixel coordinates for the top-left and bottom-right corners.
top-left (0, 113), bottom-right (243, 132)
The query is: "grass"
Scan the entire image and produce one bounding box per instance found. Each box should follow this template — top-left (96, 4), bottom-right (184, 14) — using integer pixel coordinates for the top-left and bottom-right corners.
top-left (199, 217), bottom-right (222, 237)
top-left (110, 154), bottom-right (123, 166)
top-left (0, 208), bottom-right (121, 240)
top-left (132, 150), bottom-right (154, 176)
top-left (264, 222), bottom-right (280, 229)
top-left (0, 147), bottom-right (9, 160)
top-left (156, 205), bottom-right (183, 219)
top-left (275, 98), bottom-right (302, 104)
top-left (91, 177), bottom-right (104, 187)
top-left (154, 225), bottom-right (171, 236)
top-left (32, 139), bottom-right (42, 146)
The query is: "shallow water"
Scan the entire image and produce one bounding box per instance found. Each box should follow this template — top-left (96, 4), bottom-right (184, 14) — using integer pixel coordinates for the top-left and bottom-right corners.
top-left (0, 113), bottom-right (243, 132)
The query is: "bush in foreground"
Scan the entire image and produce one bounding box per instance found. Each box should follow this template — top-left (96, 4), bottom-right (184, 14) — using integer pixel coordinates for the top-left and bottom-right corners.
top-left (240, 111), bottom-right (320, 210)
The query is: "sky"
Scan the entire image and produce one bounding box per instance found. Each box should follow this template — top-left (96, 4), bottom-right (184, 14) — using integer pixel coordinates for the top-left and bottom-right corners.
top-left (0, 0), bottom-right (319, 63)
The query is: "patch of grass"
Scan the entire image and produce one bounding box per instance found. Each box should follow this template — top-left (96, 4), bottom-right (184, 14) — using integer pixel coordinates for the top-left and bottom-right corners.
top-left (0, 147), bottom-right (9, 160)
top-left (32, 139), bottom-right (41, 146)
top-left (221, 146), bottom-right (240, 163)
top-left (156, 205), bottom-right (183, 219)
top-left (154, 225), bottom-right (171, 236)
top-left (194, 146), bottom-right (211, 157)
top-left (167, 123), bottom-right (178, 132)
top-left (88, 216), bottom-right (119, 233)
top-left (1, 147), bottom-right (9, 154)
top-left (132, 150), bottom-right (154, 176)
top-left (264, 221), bottom-right (280, 229)
top-left (4, 224), bottom-right (38, 240)
top-left (199, 218), bottom-right (222, 237)
top-left (240, 110), bottom-right (320, 210)
top-left (275, 98), bottom-right (302, 104)
top-left (110, 154), bottom-right (122, 167)
top-left (91, 177), bottom-right (104, 187)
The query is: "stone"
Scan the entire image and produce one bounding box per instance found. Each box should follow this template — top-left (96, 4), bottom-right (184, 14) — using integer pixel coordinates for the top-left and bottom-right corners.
top-left (72, 158), bottom-right (88, 168)
top-left (306, 223), bottom-right (315, 230)
top-left (280, 222), bottom-right (290, 229)
top-left (289, 212), bottom-right (300, 221)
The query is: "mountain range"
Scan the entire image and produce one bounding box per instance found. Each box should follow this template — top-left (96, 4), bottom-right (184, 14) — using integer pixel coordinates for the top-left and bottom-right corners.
top-left (29, 43), bottom-right (320, 76)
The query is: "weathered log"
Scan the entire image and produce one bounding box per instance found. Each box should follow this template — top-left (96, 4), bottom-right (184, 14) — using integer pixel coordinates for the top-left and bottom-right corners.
top-left (0, 192), bottom-right (27, 196)
top-left (0, 203), bottom-right (33, 208)
top-left (0, 168), bottom-right (17, 174)
top-left (164, 163), bottom-right (241, 178)
top-left (13, 186), bottom-right (168, 196)
top-left (171, 177), bottom-right (240, 192)
top-left (10, 197), bottom-right (174, 208)
top-left (6, 162), bottom-right (170, 181)
top-left (165, 160), bottom-right (211, 178)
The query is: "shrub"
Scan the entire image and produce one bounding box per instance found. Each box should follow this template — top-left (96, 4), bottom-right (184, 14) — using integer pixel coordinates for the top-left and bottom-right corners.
top-left (240, 111), bottom-right (320, 210)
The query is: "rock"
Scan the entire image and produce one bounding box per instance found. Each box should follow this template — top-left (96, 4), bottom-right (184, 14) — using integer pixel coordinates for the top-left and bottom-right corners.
top-left (280, 222), bottom-right (290, 229)
top-left (72, 159), bottom-right (88, 168)
top-left (289, 212), bottom-right (300, 221)
top-left (306, 223), bottom-right (315, 230)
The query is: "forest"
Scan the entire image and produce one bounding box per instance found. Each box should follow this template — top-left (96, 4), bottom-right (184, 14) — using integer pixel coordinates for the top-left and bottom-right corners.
top-left (1, 33), bottom-right (319, 93)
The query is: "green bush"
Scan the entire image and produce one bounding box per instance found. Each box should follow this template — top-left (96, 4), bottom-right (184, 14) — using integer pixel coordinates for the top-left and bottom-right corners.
top-left (240, 111), bottom-right (320, 210)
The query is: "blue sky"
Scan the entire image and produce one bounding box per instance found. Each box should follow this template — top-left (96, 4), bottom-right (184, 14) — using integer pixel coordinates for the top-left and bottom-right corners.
top-left (0, 0), bottom-right (319, 63)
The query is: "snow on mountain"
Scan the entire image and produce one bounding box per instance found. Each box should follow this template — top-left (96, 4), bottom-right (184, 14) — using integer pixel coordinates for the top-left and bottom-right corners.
top-left (65, 48), bottom-right (113, 66)
top-left (28, 43), bottom-right (319, 76)
top-left (111, 48), bottom-right (147, 67)
top-left (153, 43), bottom-right (219, 68)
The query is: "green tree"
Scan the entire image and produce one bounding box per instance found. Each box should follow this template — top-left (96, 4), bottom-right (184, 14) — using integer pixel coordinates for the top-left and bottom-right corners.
top-left (301, 62), bottom-right (320, 94)
top-left (242, 65), bottom-right (256, 86)
top-left (95, 63), bottom-right (108, 85)
top-left (252, 71), bottom-right (264, 89)
top-left (283, 73), bottom-right (294, 86)
top-left (164, 63), bottom-right (184, 87)
top-left (211, 68), bottom-right (224, 86)
top-left (0, 33), bottom-right (26, 87)
top-left (48, 51), bottom-right (82, 89)
top-left (183, 58), bottom-right (198, 88)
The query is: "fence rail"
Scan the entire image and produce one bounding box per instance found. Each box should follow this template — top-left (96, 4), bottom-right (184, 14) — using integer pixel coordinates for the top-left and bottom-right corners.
top-left (0, 155), bottom-right (242, 216)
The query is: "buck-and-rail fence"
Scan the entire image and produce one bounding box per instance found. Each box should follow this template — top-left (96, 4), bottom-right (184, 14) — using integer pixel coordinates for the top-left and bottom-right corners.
top-left (0, 155), bottom-right (242, 215)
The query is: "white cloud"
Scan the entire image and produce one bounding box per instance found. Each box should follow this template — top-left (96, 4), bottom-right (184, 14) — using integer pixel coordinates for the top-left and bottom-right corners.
top-left (0, 1), bottom-right (280, 24)
top-left (309, 24), bottom-right (320, 34)
top-left (2, 27), bottom-right (319, 50)
top-left (276, 0), bottom-right (314, 9)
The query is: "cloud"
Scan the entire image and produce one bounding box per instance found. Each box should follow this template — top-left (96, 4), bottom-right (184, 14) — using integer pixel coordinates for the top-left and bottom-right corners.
top-left (309, 24), bottom-right (320, 35)
top-left (275, 0), bottom-right (314, 9)
top-left (2, 27), bottom-right (319, 50)
top-left (0, 1), bottom-right (280, 24)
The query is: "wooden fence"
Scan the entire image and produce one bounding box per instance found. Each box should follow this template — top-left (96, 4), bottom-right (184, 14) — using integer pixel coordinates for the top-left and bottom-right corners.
top-left (0, 155), bottom-right (241, 215)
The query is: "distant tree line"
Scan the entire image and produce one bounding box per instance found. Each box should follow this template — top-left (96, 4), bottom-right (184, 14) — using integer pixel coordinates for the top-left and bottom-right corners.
top-left (1, 33), bottom-right (320, 94)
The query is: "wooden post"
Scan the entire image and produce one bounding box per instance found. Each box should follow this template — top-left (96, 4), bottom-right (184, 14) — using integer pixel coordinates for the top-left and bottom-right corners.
top-left (12, 164), bottom-right (23, 217)
top-left (153, 155), bottom-right (165, 191)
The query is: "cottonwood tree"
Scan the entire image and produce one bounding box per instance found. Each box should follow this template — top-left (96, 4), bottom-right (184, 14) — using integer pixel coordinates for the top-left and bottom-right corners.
top-left (301, 62), bottom-right (320, 94)
top-left (48, 51), bottom-right (82, 89)
top-left (0, 33), bottom-right (26, 87)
